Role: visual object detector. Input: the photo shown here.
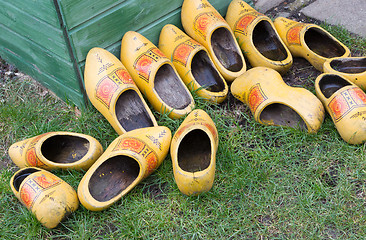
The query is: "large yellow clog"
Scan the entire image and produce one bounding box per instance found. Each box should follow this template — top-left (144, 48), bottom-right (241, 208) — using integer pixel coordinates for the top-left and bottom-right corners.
top-left (10, 167), bottom-right (79, 228)
top-left (273, 17), bottom-right (351, 71)
top-left (170, 109), bottom-right (218, 196)
top-left (84, 47), bottom-right (158, 135)
top-left (159, 24), bottom-right (228, 103)
top-left (120, 31), bottom-right (194, 119)
top-left (78, 126), bottom-right (171, 211)
top-left (323, 57), bottom-right (366, 90)
top-left (225, 0), bottom-right (292, 75)
top-left (181, 0), bottom-right (246, 81)
top-left (8, 132), bottom-right (103, 171)
top-left (315, 73), bottom-right (366, 144)
top-left (231, 67), bottom-right (325, 133)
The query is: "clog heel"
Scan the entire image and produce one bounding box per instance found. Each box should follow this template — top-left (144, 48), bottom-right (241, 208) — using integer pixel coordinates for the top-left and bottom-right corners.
top-left (323, 57), bottom-right (366, 90)
top-left (8, 132), bottom-right (103, 171)
top-left (315, 73), bottom-right (366, 144)
top-left (170, 109), bottom-right (218, 196)
top-left (120, 31), bottom-right (194, 119)
top-left (231, 67), bottom-right (325, 133)
top-left (181, 0), bottom-right (246, 81)
top-left (10, 167), bottom-right (79, 228)
top-left (159, 24), bottom-right (228, 103)
top-left (78, 126), bottom-right (171, 211)
top-left (84, 47), bottom-right (158, 135)
top-left (225, 0), bottom-right (292, 75)
top-left (273, 17), bottom-right (350, 71)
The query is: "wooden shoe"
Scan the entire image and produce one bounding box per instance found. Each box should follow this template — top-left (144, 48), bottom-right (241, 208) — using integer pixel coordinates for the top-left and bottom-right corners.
top-left (10, 167), bottom-right (79, 228)
top-left (181, 0), bottom-right (246, 81)
top-left (8, 132), bottom-right (103, 171)
top-left (323, 57), bottom-right (366, 90)
top-left (120, 31), bottom-right (194, 119)
top-left (159, 24), bottom-right (228, 103)
top-left (225, 0), bottom-right (292, 75)
top-left (315, 73), bottom-right (366, 144)
top-left (273, 17), bottom-right (351, 71)
top-left (170, 109), bottom-right (218, 196)
top-left (78, 126), bottom-right (171, 211)
top-left (231, 67), bottom-right (325, 133)
top-left (84, 47), bottom-right (158, 135)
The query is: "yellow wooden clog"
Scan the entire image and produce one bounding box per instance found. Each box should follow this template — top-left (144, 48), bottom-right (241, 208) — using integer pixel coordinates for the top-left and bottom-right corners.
top-left (159, 24), bottom-right (228, 103)
top-left (231, 67), bottom-right (325, 133)
top-left (10, 167), bottom-right (79, 228)
top-left (315, 73), bottom-right (366, 144)
top-left (78, 126), bottom-right (171, 211)
top-left (323, 57), bottom-right (366, 90)
top-left (8, 132), bottom-right (103, 171)
top-left (273, 17), bottom-right (351, 71)
top-left (120, 31), bottom-right (194, 119)
top-left (84, 47), bottom-right (158, 135)
top-left (170, 109), bottom-right (218, 196)
top-left (181, 0), bottom-right (246, 81)
top-left (225, 0), bottom-right (292, 75)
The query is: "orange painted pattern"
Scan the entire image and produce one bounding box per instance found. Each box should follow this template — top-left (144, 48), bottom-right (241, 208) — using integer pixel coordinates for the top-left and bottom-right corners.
top-left (25, 134), bottom-right (47, 167)
top-left (115, 69), bottom-right (134, 85)
top-left (234, 14), bottom-right (257, 36)
top-left (144, 152), bottom-right (158, 177)
top-left (134, 54), bottom-right (154, 83)
top-left (286, 24), bottom-right (305, 46)
top-left (96, 77), bottom-right (119, 108)
top-left (194, 12), bottom-right (224, 39)
top-left (33, 174), bottom-right (61, 189)
top-left (20, 183), bottom-right (36, 208)
top-left (173, 40), bottom-right (201, 66)
top-left (248, 84), bottom-right (267, 114)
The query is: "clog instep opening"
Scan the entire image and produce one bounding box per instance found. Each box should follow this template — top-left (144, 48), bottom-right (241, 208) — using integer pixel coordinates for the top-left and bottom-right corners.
top-left (13, 168), bottom-right (40, 191)
top-left (305, 28), bottom-right (346, 58)
top-left (318, 74), bottom-right (351, 98)
top-left (330, 58), bottom-right (366, 74)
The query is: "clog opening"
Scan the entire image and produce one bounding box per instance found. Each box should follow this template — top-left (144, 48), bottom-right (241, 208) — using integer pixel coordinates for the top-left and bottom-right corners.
top-left (304, 28), bottom-right (346, 58)
top-left (178, 129), bottom-right (211, 172)
top-left (116, 89), bottom-right (155, 131)
top-left (330, 58), bottom-right (366, 74)
top-left (155, 63), bottom-right (192, 109)
top-left (191, 50), bottom-right (226, 92)
top-left (13, 168), bottom-right (40, 191)
top-left (252, 20), bottom-right (288, 61)
top-left (319, 75), bottom-right (351, 98)
top-left (260, 103), bottom-right (307, 131)
top-left (89, 155), bottom-right (139, 202)
top-left (42, 135), bottom-right (89, 163)
top-left (211, 27), bottom-right (243, 72)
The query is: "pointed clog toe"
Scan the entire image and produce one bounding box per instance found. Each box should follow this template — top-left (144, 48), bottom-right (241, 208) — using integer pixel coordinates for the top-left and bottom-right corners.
top-left (78, 126), bottom-right (172, 211)
top-left (231, 67), bottom-right (325, 133)
top-left (181, 0), bottom-right (246, 81)
top-left (8, 132), bottom-right (103, 171)
top-left (10, 167), bottom-right (79, 228)
top-left (85, 47), bottom-right (158, 134)
top-left (170, 109), bottom-right (218, 196)
top-left (159, 24), bottom-right (228, 103)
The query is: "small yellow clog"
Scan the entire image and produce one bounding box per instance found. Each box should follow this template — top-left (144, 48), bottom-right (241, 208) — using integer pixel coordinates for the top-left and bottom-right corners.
top-left (84, 47), bottom-right (158, 135)
top-left (170, 109), bottom-right (218, 196)
top-left (78, 126), bottom-right (171, 211)
top-left (8, 132), bottom-right (103, 171)
top-left (10, 167), bottom-right (79, 228)
top-left (315, 73), bottom-right (366, 144)
top-left (323, 57), bottom-right (366, 90)
top-left (231, 67), bottom-right (325, 133)
top-left (273, 17), bottom-right (351, 71)
top-left (181, 0), bottom-right (246, 81)
top-left (159, 24), bottom-right (228, 103)
top-left (120, 31), bottom-right (194, 119)
top-left (225, 0), bottom-right (292, 75)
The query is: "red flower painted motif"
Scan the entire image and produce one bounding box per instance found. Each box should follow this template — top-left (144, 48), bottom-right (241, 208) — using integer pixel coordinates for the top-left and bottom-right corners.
top-left (194, 13), bottom-right (212, 39)
top-left (20, 183), bottom-right (36, 208)
top-left (286, 24), bottom-right (305, 46)
top-left (144, 152), bottom-right (158, 177)
top-left (33, 175), bottom-right (60, 189)
top-left (248, 84), bottom-right (267, 114)
top-left (26, 148), bottom-right (38, 166)
top-left (96, 77), bottom-right (119, 108)
top-left (134, 55), bottom-right (154, 83)
top-left (328, 94), bottom-right (349, 122)
top-left (235, 14), bottom-right (256, 35)
top-left (116, 69), bottom-right (134, 85)
top-left (113, 138), bottom-right (145, 153)
top-left (173, 43), bottom-right (194, 66)
top-left (350, 87), bottom-right (366, 105)
top-left (151, 48), bottom-right (165, 58)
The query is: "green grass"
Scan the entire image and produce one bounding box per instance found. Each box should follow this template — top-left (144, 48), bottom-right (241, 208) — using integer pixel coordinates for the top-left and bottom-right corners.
top-left (1, 24), bottom-right (366, 239)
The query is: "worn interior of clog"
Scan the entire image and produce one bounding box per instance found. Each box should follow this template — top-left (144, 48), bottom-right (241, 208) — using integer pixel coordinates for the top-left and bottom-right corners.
top-left (115, 89), bottom-right (155, 132)
top-left (154, 63), bottom-right (192, 109)
top-left (13, 168), bottom-right (40, 191)
top-left (178, 129), bottom-right (211, 172)
top-left (330, 58), bottom-right (366, 74)
top-left (305, 28), bottom-right (346, 58)
top-left (89, 156), bottom-right (139, 202)
top-left (252, 20), bottom-right (288, 61)
top-left (191, 50), bottom-right (226, 92)
top-left (41, 135), bottom-right (89, 163)
top-left (211, 27), bottom-right (244, 72)
top-left (319, 74), bottom-right (351, 98)
top-left (260, 103), bottom-right (307, 131)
